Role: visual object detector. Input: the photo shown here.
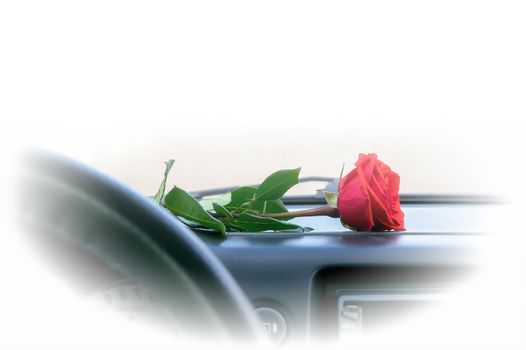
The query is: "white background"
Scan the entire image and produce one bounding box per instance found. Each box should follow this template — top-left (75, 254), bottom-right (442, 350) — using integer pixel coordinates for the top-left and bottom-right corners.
top-left (1, 1), bottom-right (525, 349)
top-left (1, 0), bottom-right (525, 196)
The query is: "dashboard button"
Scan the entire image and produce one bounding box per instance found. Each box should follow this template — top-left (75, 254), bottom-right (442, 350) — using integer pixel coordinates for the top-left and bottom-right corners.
top-left (254, 307), bottom-right (287, 343)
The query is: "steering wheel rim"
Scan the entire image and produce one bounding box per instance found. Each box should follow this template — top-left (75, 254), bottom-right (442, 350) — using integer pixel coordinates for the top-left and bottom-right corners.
top-left (15, 151), bottom-right (262, 340)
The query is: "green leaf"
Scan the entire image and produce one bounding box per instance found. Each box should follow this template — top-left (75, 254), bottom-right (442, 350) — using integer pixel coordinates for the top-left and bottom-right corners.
top-left (339, 162), bottom-right (346, 181)
top-left (224, 186), bottom-right (257, 210)
top-left (213, 202), bottom-right (234, 224)
top-left (225, 223), bottom-right (248, 232)
top-left (254, 168), bottom-right (301, 201)
top-left (323, 191), bottom-right (339, 209)
top-left (250, 199), bottom-right (290, 218)
top-left (153, 159), bottom-right (175, 204)
top-left (234, 213), bottom-right (305, 232)
top-left (199, 192), bottom-right (232, 211)
top-left (164, 185), bottom-right (226, 233)
top-left (177, 216), bottom-right (208, 229)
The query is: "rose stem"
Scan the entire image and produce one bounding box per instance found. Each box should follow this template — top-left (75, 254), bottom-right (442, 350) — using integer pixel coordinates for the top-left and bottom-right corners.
top-left (256, 204), bottom-right (339, 220)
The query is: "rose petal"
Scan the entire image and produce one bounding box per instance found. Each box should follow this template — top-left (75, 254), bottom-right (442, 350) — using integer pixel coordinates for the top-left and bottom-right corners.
top-left (337, 166), bottom-right (374, 231)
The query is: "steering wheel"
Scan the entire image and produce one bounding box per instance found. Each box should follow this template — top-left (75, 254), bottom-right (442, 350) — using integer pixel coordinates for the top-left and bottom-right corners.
top-left (14, 151), bottom-right (261, 341)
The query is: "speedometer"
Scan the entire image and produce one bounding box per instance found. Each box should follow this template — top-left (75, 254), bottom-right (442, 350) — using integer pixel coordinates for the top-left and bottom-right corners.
top-left (89, 279), bottom-right (175, 327)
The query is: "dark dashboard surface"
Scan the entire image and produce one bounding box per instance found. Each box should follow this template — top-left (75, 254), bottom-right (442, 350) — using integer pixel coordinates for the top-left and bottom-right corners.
top-left (196, 200), bottom-right (499, 341)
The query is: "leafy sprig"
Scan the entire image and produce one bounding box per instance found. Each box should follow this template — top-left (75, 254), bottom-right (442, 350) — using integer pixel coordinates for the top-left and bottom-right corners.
top-left (153, 160), bottom-right (316, 234)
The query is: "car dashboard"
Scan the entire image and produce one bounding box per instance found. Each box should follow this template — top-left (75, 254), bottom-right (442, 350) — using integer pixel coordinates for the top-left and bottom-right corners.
top-left (197, 196), bottom-right (498, 343)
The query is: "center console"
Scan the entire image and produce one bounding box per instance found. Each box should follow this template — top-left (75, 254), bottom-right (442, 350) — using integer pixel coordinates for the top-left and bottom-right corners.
top-left (311, 266), bottom-right (470, 338)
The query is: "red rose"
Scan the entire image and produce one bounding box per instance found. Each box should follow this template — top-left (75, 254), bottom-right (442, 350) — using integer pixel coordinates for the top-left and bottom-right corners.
top-left (337, 153), bottom-right (405, 231)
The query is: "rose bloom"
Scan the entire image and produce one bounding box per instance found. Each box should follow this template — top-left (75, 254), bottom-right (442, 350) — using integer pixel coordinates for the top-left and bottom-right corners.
top-left (337, 153), bottom-right (405, 231)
